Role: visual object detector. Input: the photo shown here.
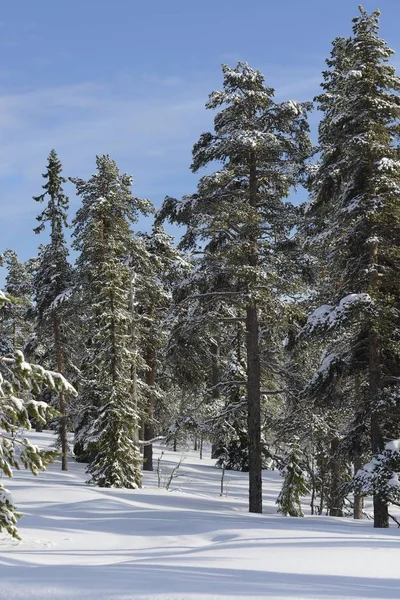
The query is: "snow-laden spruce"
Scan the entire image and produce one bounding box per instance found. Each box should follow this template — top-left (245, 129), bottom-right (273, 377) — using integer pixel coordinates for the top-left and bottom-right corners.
top-left (32, 150), bottom-right (74, 470)
top-left (0, 290), bottom-right (77, 538)
top-left (300, 7), bottom-right (400, 527)
top-left (72, 155), bottom-right (153, 488)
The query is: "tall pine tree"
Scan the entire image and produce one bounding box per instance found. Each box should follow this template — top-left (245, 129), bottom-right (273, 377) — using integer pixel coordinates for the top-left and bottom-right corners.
top-left (304, 7), bottom-right (400, 527)
top-left (159, 62), bottom-right (311, 512)
top-left (33, 150), bottom-right (74, 470)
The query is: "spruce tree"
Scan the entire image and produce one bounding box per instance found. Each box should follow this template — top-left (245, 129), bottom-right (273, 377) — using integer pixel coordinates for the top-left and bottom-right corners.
top-left (33, 150), bottom-right (74, 470)
top-left (1, 250), bottom-right (34, 351)
top-left (129, 225), bottom-right (188, 471)
top-left (304, 7), bottom-right (400, 527)
top-left (276, 441), bottom-right (309, 517)
top-left (72, 155), bottom-right (152, 488)
top-left (0, 289), bottom-right (76, 538)
top-left (159, 62), bottom-right (311, 512)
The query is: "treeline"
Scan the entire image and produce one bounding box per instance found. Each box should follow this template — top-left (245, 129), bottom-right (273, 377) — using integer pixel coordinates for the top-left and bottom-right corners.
top-left (1, 6), bottom-right (400, 534)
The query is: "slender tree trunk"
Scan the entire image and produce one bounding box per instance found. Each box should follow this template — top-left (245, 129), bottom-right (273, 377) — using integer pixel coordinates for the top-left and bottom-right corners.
top-left (199, 433), bottom-right (203, 460)
top-left (246, 153), bottom-right (262, 514)
top-left (353, 456), bottom-right (364, 519)
top-left (369, 243), bottom-right (388, 528)
top-left (194, 434), bottom-right (198, 452)
top-left (353, 373), bottom-right (363, 519)
top-left (143, 348), bottom-right (156, 471)
top-left (328, 437), bottom-right (343, 517)
top-left (130, 272), bottom-right (140, 448)
top-left (54, 314), bottom-right (68, 471)
top-left (246, 301), bottom-right (262, 513)
top-left (211, 340), bottom-right (220, 459)
top-left (370, 329), bottom-right (388, 527)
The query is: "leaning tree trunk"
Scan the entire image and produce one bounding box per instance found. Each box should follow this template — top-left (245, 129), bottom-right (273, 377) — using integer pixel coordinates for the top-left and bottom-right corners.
top-left (54, 314), bottom-right (68, 471)
top-left (143, 347), bottom-right (156, 471)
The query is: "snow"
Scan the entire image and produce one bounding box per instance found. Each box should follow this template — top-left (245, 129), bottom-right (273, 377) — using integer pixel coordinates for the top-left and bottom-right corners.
top-left (1, 431), bottom-right (400, 600)
top-left (304, 293), bottom-right (372, 333)
top-left (385, 440), bottom-right (400, 452)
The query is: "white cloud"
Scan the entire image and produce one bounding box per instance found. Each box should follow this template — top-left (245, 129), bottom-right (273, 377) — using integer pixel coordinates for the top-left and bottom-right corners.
top-left (0, 63), bottom-right (322, 264)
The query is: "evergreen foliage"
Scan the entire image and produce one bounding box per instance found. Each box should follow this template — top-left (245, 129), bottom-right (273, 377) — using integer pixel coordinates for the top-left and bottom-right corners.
top-left (159, 61), bottom-right (311, 512)
top-left (302, 6), bottom-right (400, 527)
top-left (33, 150), bottom-right (74, 468)
top-left (276, 441), bottom-right (309, 517)
top-left (0, 290), bottom-right (76, 538)
top-left (72, 155), bottom-right (152, 488)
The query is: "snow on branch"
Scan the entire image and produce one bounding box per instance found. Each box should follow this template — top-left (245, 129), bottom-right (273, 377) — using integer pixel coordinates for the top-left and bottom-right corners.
top-left (302, 293), bottom-right (372, 335)
top-left (352, 440), bottom-right (400, 503)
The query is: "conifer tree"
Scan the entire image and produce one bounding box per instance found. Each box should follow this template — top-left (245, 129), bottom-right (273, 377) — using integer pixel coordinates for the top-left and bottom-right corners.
top-left (0, 289), bottom-right (76, 538)
top-left (1, 250), bottom-right (34, 351)
top-left (72, 155), bottom-right (152, 488)
top-left (159, 62), bottom-right (311, 512)
top-left (33, 150), bottom-right (74, 470)
top-left (276, 441), bottom-right (309, 517)
top-left (304, 6), bottom-right (400, 527)
top-left (129, 225), bottom-right (188, 471)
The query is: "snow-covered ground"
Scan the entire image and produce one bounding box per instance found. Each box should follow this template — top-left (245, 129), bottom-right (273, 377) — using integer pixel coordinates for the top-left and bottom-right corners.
top-left (1, 432), bottom-right (400, 600)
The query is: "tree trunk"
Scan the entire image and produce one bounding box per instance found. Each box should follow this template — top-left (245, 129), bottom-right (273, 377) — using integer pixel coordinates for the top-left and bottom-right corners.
top-left (246, 301), bottom-right (262, 513)
top-left (370, 331), bottom-right (388, 527)
top-left (130, 274), bottom-right (140, 448)
top-left (54, 314), bottom-right (68, 471)
top-left (211, 340), bottom-right (220, 460)
top-left (328, 436), bottom-right (343, 517)
top-left (353, 456), bottom-right (364, 520)
top-left (246, 152), bottom-right (262, 514)
top-left (143, 348), bottom-right (156, 471)
top-left (199, 433), bottom-right (203, 460)
top-left (369, 243), bottom-right (388, 528)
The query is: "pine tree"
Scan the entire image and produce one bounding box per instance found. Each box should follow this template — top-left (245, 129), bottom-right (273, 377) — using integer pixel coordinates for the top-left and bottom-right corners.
top-left (1, 250), bottom-right (34, 351)
top-left (129, 225), bottom-right (188, 471)
top-left (33, 150), bottom-right (74, 470)
top-left (276, 440), bottom-right (309, 517)
top-left (0, 289), bottom-right (76, 538)
top-left (304, 7), bottom-right (400, 527)
top-left (159, 62), bottom-right (311, 512)
top-left (72, 155), bottom-right (152, 488)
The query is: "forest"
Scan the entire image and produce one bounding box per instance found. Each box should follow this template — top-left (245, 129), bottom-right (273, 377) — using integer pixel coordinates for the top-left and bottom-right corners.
top-left (2, 5), bottom-right (400, 544)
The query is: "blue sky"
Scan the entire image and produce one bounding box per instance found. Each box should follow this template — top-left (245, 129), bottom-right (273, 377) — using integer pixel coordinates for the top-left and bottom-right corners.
top-left (1, 0), bottom-right (400, 277)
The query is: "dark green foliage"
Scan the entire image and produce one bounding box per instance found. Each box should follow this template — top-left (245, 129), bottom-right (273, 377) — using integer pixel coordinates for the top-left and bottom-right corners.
top-left (276, 441), bottom-right (309, 517)
top-left (72, 155), bottom-right (153, 488)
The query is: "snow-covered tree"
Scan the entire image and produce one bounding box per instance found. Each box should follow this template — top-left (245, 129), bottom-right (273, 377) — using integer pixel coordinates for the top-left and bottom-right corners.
top-left (0, 290), bottom-right (76, 538)
top-left (158, 62), bottom-right (312, 512)
top-left (72, 155), bottom-right (152, 488)
top-left (0, 250), bottom-right (34, 352)
top-left (303, 7), bottom-right (400, 527)
top-left (129, 225), bottom-right (189, 471)
top-left (276, 440), bottom-right (309, 517)
top-left (33, 150), bottom-right (74, 470)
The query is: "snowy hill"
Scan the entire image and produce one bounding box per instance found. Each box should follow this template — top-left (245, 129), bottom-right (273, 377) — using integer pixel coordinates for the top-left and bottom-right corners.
top-left (0, 431), bottom-right (399, 600)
